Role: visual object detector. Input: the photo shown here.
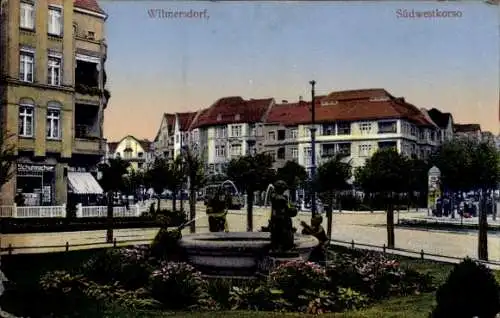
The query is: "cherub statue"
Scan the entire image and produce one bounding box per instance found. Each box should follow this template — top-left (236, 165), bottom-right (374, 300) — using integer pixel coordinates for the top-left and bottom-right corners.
top-left (269, 180), bottom-right (298, 251)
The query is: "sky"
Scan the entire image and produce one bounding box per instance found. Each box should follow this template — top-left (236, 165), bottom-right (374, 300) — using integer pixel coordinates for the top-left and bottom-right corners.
top-left (99, 1), bottom-right (500, 141)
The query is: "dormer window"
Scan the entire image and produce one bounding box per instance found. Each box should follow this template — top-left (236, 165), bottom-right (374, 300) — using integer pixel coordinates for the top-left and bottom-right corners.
top-left (322, 100), bottom-right (338, 106)
top-left (217, 114), bottom-right (222, 121)
top-left (369, 97), bottom-right (390, 102)
top-left (235, 114), bottom-right (240, 121)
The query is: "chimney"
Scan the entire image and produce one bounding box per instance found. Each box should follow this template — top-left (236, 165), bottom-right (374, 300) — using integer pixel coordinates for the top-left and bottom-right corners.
top-left (299, 96), bottom-right (303, 101)
top-left (282, 100), bottom-right (288, 104)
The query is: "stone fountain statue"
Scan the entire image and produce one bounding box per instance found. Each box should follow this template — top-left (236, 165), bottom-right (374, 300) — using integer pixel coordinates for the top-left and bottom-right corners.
top-left (268, 180), bottom-right (298, 252)
top-left (206, 187), bottom-right (230, 232)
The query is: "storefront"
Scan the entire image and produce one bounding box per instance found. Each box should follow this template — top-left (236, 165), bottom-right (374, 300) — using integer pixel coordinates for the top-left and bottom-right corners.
top-left (67, 166), bottom-right (104, 206)
top-left (16, 163), bottom-right (55, 206)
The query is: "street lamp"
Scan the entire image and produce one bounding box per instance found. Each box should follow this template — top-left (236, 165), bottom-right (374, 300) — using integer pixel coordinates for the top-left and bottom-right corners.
top-left (309, 80), bottom-right (317, 217)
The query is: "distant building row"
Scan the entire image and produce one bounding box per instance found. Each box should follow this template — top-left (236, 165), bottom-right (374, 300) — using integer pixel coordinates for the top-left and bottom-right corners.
top-left (109, 89), bottom-right (494, 175)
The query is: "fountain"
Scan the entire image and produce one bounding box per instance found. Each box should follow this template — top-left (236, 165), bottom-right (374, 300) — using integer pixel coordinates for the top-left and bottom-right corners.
top-left (263, 183), bottom-right (274, 207)
top-left (179, 180), bottom-right (318, 278)
top-left (221, 179), bottom-right (240, 196)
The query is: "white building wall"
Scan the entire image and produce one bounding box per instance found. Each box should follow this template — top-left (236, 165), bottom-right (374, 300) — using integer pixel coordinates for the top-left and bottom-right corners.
top-left (207, 127), bottom-right (216, 163)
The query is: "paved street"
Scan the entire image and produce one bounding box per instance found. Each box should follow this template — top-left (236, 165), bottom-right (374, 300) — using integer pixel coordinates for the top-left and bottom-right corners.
top-left (2, 203), bottom-right (500, 262)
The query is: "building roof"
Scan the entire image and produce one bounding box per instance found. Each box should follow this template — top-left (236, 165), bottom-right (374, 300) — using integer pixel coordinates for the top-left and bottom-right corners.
top-left (153, 113), bottom-right (175, 142)
top-left (108, 136), bottom-right (152, 154)
top-left (426, 108), bottom-right (453, 129)
top-left (264, 92), bottom-right (434, 126)
top-left (321, 88), bottom-right (393, 102)
top-left (73, 0), bottom-right (105, 14)
top-left (454, 124), bottom-right (482, 133)
top-left (177, 112), bottom-right (198, 131)
top-left (265, 101), bottom-right (311, 126)
top-left (191, 97), bottom-right (273, 128)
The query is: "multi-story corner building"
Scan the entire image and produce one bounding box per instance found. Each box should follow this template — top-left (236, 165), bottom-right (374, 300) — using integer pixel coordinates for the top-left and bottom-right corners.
top-left (0, 0), bottom-right (108, 205)
top-left (152, 113), bottom-right (175, 159)
top-left (106, 136), bottom-right (152, 171)
top-left (262, 89), bottom-right (439, 175)
top-left (189, 97), bottom-right (275, 174)
top-left (454, 124), bottom-right (482, 140)
top-left (424, 108), bottom-right (454, 142)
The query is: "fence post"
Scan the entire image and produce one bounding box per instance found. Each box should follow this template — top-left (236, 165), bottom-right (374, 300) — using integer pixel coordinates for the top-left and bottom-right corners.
top-left (61, 203), bottom-right (67, 218)
top-left (12, 203), bottom-right (17, 218)
top-left (113, 238), bottom-right (117, 247)
top-left (76, 203), bottom-right (83, 218)
top-left (420, 249), bottom-right (424, 260)
top-left (383, 244), bottom-right (386, 255)
top-left (351, 240), bottom-right (355, 249)
top-left (65, 241), bottom-right (69, 252)
top-left (8, 244), bottom-right (12, 255)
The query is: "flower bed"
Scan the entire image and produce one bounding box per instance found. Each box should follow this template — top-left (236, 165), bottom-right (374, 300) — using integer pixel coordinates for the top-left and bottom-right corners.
top-left (21, 238), bottom-right (435, 316)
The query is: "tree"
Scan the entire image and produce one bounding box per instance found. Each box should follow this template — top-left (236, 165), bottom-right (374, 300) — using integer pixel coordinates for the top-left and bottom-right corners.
top-left (98, 158), bottom-right (130, 242)
top-left (355, 149), bottom-right (410, 248)
top-left (276, 160), bottom-right (307, 202)
top-left (315, 155), bottom-right (352, 238)
top-left (433, 138), bottom-right (500, 260)
top-left (406, 156), bottom-right (431, 210)
top-left (166, 156), bottom-right (185, 212)
top-left (124, 169), bottom-right (145, 200)
top-left (182, 147), bottom-right (206, 233)
top-left (145, 157), bottom-right (171, 212)
top-left (226, 153), bottom-right (275, 232)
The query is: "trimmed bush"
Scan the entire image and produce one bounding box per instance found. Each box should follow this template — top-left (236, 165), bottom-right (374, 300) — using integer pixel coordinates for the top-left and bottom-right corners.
top-left (432, 258), bottom-right (500, 318)
top-left (148, 261), bottom-right (208, 310)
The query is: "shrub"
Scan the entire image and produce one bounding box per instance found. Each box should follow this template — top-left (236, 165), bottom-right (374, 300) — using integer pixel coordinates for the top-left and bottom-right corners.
top-left (326, 251), bottom-right (434, 299)
top-left (38, 270), bottom-right (93, 315)
top-left (159, 209), bottom-right (187, 227)
top-left (148, 261), bottom-right (208, 309)
top-left (432, 258), bottom-right (500, 318)
top-left (150, 228), bottom-right (183, 260)
top-left (228, 285), bottom-right (291, 311)
top-left (81, 245), bottom-right (153, 289)
top-left (334, 287), bottom-right (369, 311)
top-left (268, 260), bottom-right (329, 306)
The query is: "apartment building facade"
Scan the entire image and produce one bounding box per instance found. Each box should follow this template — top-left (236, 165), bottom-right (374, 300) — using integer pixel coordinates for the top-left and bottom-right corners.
top-left (106, 136), bottom-right (152, 171)
top-left (152, 113), bottom-right (175, 160)
top-left (189, 97), bottom-right (274, 174)
top-left (0, 0), bottom-right (108, 205)
top-left (260, 90), bottom-right (440, 174)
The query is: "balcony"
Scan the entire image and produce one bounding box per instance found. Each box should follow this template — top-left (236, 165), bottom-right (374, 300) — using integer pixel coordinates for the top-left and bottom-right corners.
top-left (75, 84), bottom-right (103, 105)
top-left (73, 138), bottom-right (105, 155)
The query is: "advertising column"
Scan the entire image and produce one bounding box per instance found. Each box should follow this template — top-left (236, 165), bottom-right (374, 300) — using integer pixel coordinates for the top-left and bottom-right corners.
top-left (427, 166), bottom-right (441, 216)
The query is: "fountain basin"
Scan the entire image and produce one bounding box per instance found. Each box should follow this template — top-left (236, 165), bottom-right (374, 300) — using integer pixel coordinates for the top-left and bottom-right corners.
top-left (179, 232), bottom-right (318, 278)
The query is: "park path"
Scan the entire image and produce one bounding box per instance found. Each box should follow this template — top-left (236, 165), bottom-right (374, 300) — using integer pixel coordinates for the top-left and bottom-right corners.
top-left (2, 203), bottom-right (499, 262)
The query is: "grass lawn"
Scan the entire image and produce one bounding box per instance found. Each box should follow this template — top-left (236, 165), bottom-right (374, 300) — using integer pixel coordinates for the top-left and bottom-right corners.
top-left (1, 245), bottom-right (490, 317)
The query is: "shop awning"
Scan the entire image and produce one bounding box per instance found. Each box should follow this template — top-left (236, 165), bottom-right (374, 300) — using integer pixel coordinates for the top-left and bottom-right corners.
top-left (68, 172), bottom-right (103, 195)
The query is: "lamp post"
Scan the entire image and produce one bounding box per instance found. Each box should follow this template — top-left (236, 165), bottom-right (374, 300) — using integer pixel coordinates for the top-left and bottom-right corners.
top-left (309, 80), bottom-right (317, 217)
top-left (180, 131), bottom-right (184, 212)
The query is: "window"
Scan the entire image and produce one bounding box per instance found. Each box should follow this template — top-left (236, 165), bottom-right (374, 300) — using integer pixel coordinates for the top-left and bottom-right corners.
top-left (46, 102), bottom-right (61, 139)
top-left (359, 144), bottom-right (372, 157)
top-left (268, 151), bottom-right (277, 161)
top-left (322, 124), bottom-right (335, 135)
top-left (338, 143), bottom-right (351, 156)
top-left (48, 7), bottom-right (62, 36)
top-left (215, 145), bottom-right (226, 157)
top-left (249, 125), bottom-right (256, 136)
top-left (19, 50), bottom-right (34, 82)
top-left (268, 131), bottom-right (276, 141)
top-left (138, 163), bottom-right (144, 169)
top-left (359, 122), bottom-right (372, 134)
top-left (19, 99), bottom-right (34, 137)
top-left (216, 127), bottom-right (227, 138)
top-left (277, 147), bottom-right (285, 159)
top-left (337, 122), bottom-right (350, 135)
top-left (231, 125), bottom-right (242, 137)
top-left (87, 31), bottom-right (95, 40)
top-left (230, 144), bottom-right (241, 156)
top-left (378, 121), bottom-right (397, 134)
top-left (378, 141), bottom-right (397, 151)
top-left (322, 144), bottom-right (336, 157)
top-left (72, 24), bottom-right (77, 35)
top-left (138, 152), bottom-right (144, 158)
top-left (290, 129), bottom-right (298, 139)
top-left (47, 55), bottom-right (61, 86)
top-left (291, 148), bottom-right (298, 159)
top-left (277, 130), bottom-right (286, 140)
top-left (20, 2), bottom-right (35, 30)
top-left (304, 147), bottom-right (312, 166)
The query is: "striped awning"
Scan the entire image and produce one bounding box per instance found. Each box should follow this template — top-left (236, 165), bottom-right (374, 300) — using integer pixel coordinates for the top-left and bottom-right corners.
top-left (68, 172), bottom-right (103, 195)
